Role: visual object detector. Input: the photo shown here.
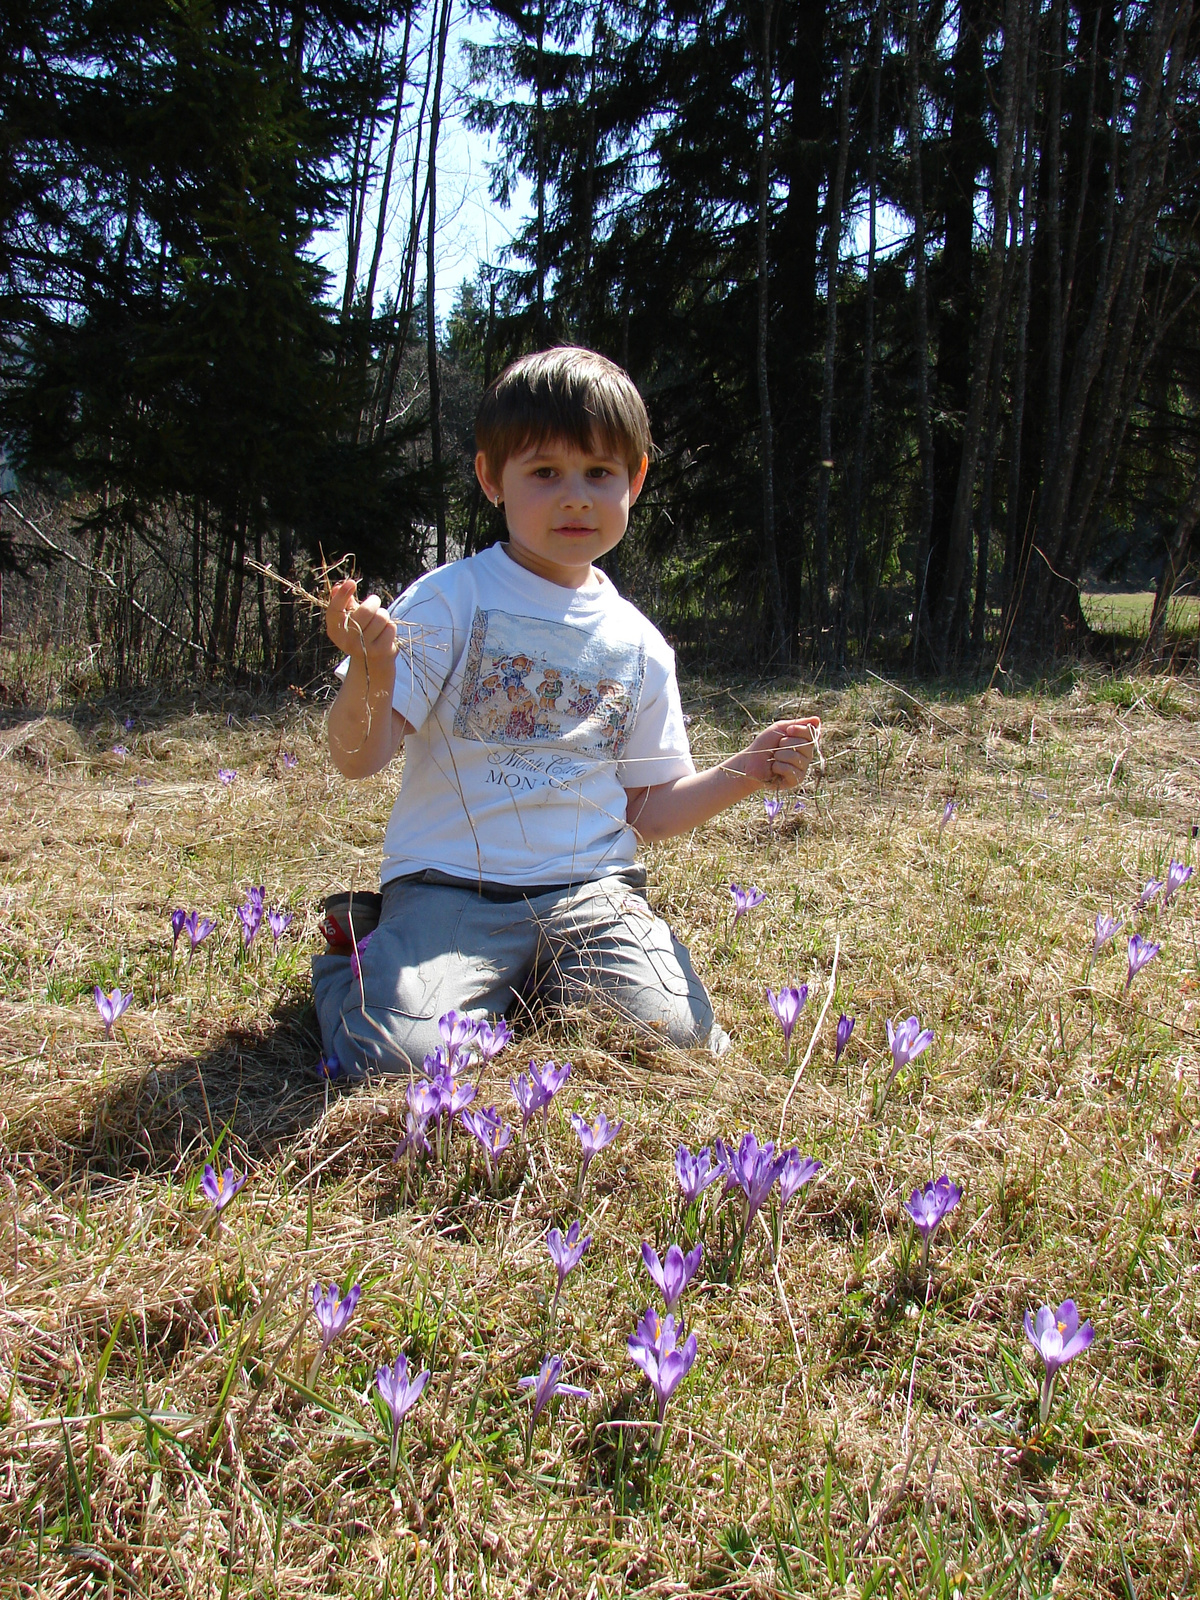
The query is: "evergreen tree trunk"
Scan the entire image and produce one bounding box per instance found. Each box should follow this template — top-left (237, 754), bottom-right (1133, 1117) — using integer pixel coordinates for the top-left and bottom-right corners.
top-left (426, 0), bottom-right (452, 568)
top-left (191, 498), bottom-right (205, 653)
top-left (907, 0), bottom-right (934, 671)
top-left (931, 0), bottom-right (1024, 669)
top-left (778, 0), bottom-right (829, 646)
top-left (814, 48), bottom-right (850, 667)
top-left (374, 16), bottom-right (436, 442)
top-left (464, 281), bottom-right (497, 559)
top-left (357, 5), bottom-right (415, 442)
top-left (923, 0), bottom-right (986, 660)
top-left (756, 0), bottom-right (786, 659)
top-left (210, 520), bottom-right (234, 671)
top-left (1001, 30), bottom-right (1038, 621)
top-left (837, 0), bottom-right (882, 669)
top-left (254, 521), bottom-right (271, 669)
top-left (535, 1), bottom-right (547, 341)
top-left (276, 523), bottom-right (297, 678)
top-left (223, 513), bottom-right (247, 670)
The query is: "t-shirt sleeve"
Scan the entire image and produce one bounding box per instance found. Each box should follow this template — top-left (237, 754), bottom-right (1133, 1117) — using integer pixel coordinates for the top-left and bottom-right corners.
top-left (333, 579), bottom-right (457, 735)
top-left (616, 639), bottom-right (695, 788)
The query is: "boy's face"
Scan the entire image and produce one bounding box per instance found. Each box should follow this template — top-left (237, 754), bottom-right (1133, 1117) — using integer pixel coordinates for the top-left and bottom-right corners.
top-left (475, 438), bottom-right (648, 590)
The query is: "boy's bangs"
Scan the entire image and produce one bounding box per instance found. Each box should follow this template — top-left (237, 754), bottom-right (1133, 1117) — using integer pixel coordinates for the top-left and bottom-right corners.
top-left (496, 411), bottom-right (631, 470)
top-left (477, 347), bottom-right (652, 476)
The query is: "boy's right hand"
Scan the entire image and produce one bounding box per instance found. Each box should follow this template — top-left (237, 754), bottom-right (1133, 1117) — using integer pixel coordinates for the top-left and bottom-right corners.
top-left (326, 577), bottom-right (398, 666)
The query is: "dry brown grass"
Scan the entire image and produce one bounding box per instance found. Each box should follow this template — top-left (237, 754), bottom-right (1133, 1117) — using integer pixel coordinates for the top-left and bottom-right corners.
top-left (1, 669), bottom-right (1198, 1599)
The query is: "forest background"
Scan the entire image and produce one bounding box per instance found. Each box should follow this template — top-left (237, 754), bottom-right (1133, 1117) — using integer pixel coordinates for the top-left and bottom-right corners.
top-left (1, 0), bottom-right (1198, 693)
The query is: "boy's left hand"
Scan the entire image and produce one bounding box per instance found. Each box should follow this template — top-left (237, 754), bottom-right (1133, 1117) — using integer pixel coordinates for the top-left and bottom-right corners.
top-left (743, 717), bottom-right (821, 789)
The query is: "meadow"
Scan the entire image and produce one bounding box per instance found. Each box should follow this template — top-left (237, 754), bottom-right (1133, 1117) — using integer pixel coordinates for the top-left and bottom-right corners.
top-left (1080, 587), bottom-right (1200, 642)
top-left (0, 668), bottom-right (1197, 1599)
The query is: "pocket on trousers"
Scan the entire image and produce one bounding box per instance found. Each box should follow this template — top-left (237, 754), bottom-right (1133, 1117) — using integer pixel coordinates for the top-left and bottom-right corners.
top-left (356, 895), bottom-right (471, 1022)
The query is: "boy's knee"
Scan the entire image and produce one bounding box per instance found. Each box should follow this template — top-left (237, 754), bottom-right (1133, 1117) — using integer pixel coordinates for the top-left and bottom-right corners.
top-left (311, 949), bottom-right (439, 1077)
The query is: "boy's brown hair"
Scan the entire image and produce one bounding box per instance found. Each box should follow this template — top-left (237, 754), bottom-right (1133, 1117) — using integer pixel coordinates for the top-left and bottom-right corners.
top-left (475, 346), bottom-right (652, 479)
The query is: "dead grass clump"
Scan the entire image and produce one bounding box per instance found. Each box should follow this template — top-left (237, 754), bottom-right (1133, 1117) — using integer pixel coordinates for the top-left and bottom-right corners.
top-left (0, 714), bottom-right (85, 772)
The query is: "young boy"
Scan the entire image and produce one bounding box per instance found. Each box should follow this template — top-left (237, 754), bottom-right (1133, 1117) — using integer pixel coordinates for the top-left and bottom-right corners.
top-left (314, 346), bottom-right (819, 1075)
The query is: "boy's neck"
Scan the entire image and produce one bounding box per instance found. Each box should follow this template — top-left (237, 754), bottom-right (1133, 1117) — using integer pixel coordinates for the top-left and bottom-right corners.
top-left (500, 541), bottom-right (603, 591)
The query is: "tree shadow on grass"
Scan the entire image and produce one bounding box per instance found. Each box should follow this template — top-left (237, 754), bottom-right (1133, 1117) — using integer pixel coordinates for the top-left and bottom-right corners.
top-left (13, 996), bottom-right (349, 1187)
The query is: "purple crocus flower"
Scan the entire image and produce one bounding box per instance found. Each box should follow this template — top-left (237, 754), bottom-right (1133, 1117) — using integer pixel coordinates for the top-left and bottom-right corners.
top-left (349, 928), bottom-right (374, 979)
top-left (431, 1066), bottom-right (475, 1118)
top-left (729, 1132), bottom-right (787, 1225)
top-left (766, 985), bottom-right (808, 1046)
top-left (475, 1018), bottom-right (513, 1061)
top-left (570, 1110), bottom-right (622, 1190)
top-left (835, 1013), bottom-right (855, 1063)
top-left (375, 1353), bottom-right (430, 1474)
top-left (124, 716), bottom-right (135, 731)
top-left (904, 1174), bottom-right (963, 1269)
top-left (763, 795), bottom-right (783, 822)
top-left (1137, 879), bottom-right (1163, 909)
top-left (778, 1151), bottom-right (821, 1207)
top-left (729, 883), bottom-right (766, 925)
top-left (237, 901), bottom-right (262, 948)
top-left (200, 1163), bottom-right (246, 1210)
top-left (170, 908), bottom-right (187, 947)
top-left (627, 1308), bottom-right (698, 1436)
top-left (675, 1145), bottom-right (723, 1205)
top-left (94, 986), bottom-right (133, 1037)
top-left (461, 1105), bottom-right (512, 1188)
top-left (267, 907), bottom-right (294, 947)
top-left (1164, 860), bottom-right (1194, 905)
top-left (533, 1058), bottom-right (572, 1107)
top-left (640, 1241), bottom-right (703, 1315)
top-left (309, 1281), bottom-right (361, 1384)
top-left (886, 1016), bottom-right (935, 1083)
top-left (438, 1009), bottom-right (479, 1069)
top-left (282, 751), bottom-right (298, 769)
top-left (315, 1052), bottom-right (346, 1082)
top-left (1024, 1300), bottom-right (1094, 1424)
top-left (1126, 933), bottom-right (1160, 990)
top-left (217, 768), bottom-right (236, 785)
top-left (510, 1070), bottom-right (547, 1131)
top-left (545, 1220), bottom-right (591, 1303)
top-left (183, 911), bottom-right (216, 951)
top-left (938, 798), bottom-right (956, 834)
top-left (395, 1109), bottom-right (432, 1159)
top-left (111, 744), bottom-right (128, 757)
top-left (1091, 913), bottom-right (1123, 958)
top-left (518, 1355), bottom-right (589, 1459)
top-left (712, 1136), bottom-right (740, 1197)
top-left (408, 1077), bottom-right (440, 1120)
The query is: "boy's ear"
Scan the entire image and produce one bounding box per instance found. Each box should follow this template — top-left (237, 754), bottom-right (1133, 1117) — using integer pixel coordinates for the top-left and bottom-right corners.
top-left (475, 451), bottom-right (501, 502)
top-left (628, 453), bottom-right (648, 506)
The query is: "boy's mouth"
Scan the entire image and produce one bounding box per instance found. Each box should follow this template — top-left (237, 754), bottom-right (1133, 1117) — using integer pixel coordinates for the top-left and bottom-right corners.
top-left (554, 524), bottom-right (597, 535)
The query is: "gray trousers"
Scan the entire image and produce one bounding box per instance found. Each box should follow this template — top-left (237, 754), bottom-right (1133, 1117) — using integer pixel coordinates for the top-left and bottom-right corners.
top-left (312, 871), bottom-right (720, 1075)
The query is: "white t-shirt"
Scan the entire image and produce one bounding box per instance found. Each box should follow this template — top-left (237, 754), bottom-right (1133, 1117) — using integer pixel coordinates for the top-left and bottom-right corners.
top-left (341, 543), bottom-right (694, 887)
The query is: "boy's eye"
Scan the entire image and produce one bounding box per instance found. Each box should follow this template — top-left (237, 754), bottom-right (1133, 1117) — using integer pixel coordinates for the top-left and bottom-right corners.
top-left (587, 467), bottom-right (612, 479)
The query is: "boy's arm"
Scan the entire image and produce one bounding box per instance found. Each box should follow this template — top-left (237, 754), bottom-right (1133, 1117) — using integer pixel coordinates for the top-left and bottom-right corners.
top-left (624, 718), bottom-right (820, 843)
top-left (326, 577), bottom-right (414, 778)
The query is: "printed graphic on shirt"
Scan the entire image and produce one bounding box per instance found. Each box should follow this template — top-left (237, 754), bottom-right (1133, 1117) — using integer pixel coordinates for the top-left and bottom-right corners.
top-left (453, 608), bottom-right (645, 761)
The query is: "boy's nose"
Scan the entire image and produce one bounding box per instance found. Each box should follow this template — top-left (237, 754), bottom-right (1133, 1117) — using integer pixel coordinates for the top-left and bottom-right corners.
top-left (559, 473), bottom-right (593, 505)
